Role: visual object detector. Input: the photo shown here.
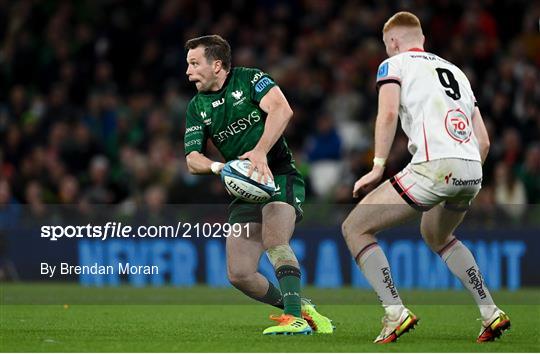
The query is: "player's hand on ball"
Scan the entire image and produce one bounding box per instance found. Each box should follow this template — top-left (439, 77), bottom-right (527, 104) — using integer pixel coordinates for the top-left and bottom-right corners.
top-left (238, 149), bottom-right (273, 184)
top-left (352, 165), bottom-right (384, 198)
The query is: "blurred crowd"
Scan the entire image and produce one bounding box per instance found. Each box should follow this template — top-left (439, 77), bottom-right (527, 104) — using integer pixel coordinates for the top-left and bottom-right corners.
top-left (0, 0), bottom-right (539, 224)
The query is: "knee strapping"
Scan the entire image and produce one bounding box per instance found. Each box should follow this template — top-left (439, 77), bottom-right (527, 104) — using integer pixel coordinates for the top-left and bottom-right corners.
top-left (266, 244), bottom-right (297, 267)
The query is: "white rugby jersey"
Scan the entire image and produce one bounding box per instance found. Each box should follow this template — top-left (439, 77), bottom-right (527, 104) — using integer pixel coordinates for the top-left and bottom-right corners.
top-left (376, 48), bottom-right (481, 163)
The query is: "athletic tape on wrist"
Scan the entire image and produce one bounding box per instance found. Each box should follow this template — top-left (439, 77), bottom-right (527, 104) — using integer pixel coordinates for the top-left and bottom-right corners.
top-left (210, 162), bottom-right (223, 175)
top-left (373, 157), bottom-right (387, 167)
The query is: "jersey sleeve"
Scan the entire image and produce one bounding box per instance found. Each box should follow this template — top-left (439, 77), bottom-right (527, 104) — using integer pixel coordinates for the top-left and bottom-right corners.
top-left (376, 57), bottom-right (402, 91)
top-left (184, 100), bottom-right (207, 155)
top-left (246, 68), bottom-right (277, 103)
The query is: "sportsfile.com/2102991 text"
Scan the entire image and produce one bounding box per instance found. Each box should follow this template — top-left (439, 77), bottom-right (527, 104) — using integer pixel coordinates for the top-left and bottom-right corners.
top-left (40, 222), bottom-right (249, 241)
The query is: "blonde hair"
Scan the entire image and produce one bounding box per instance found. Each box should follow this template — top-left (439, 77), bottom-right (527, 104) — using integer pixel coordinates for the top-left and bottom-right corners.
top-left (383, 11), bottom-right (422, 33)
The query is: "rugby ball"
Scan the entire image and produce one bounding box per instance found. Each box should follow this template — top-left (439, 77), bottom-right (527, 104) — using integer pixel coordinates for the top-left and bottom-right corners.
top-left (221, 160), bottom-right (276, 203)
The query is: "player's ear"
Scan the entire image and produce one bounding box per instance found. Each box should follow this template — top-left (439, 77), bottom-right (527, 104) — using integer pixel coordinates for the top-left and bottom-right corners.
top-left (213, 60), bottom-right (223, 74)
top-left (390, 37), bottom-right (398, 53)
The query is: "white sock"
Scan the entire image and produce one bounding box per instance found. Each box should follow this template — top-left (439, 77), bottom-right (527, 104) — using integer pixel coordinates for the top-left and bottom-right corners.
top-left (439, 239), bottom-right (497, 320)
top-left (383, 304), bottom-right (406, 319)
top-left (355, 242), bottom-right (404, 310)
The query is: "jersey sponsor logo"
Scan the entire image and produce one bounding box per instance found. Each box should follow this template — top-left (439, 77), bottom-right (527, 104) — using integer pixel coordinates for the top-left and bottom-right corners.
top-left (250, 72), bottom-right (266, 85)
top-left (213, 110), bottom-right (261, 144)
top-left (444, 108), bottom-right (471, 143)
top-left (411, 54), bottom-right (450, 65)
top-left (410, 54), bottom-right (437, 61)
top-left (185, 126), bottom-right (202, 134)
top-left (232, 90), bottom-right (243, 100)
top-left (212, 98), bottom-right (224, 108)
top-left (233, 97), bottom-right (246, 107)
top-left (451, 177), bottom-right (482, 186)
top-left (254, 77), bottom-right (274, 93)
top-left (466, 266), bottom-right (487, 299)
top-left (185, 139), bottom-right (201, 147)
top-left (377, 62), bottom-right (389, 79)
top-left (444, 172), bottom-right (453, 184)
top-left (381, 267), bottom-right (399, 299)
top-left (200, 112), bottom-right (207, 119)
top-left (203, 118), bottom-right (212, 125)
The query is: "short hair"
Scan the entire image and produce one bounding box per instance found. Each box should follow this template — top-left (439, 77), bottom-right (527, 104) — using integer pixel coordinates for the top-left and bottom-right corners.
top-left (383, 11), bottom-right (422, 33)
top-left (185, 35), bottom-right (231, 71)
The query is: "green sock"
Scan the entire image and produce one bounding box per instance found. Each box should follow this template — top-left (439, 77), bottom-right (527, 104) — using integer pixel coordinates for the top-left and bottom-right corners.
top-left (275, 265), bottom-right (302, 317)
top-left (256, 281), bottom-right (284, 309)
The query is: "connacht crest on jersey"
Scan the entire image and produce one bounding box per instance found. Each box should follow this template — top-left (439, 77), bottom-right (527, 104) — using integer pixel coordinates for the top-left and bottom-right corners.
top-left (232, 90), bottom-right (243, 100)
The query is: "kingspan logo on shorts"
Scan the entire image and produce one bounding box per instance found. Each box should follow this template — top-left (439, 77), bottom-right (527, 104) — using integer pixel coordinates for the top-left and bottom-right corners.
top-left (451, 177), bottom-right (482, 186)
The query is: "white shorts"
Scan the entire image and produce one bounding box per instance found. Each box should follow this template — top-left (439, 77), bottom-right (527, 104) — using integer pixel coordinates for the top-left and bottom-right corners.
top-left (389, 158), bottom-right (483, 212)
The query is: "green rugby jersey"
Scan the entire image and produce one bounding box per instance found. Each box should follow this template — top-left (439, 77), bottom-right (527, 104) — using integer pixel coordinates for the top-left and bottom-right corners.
top-left (184, 67), bottom-right (296, 174)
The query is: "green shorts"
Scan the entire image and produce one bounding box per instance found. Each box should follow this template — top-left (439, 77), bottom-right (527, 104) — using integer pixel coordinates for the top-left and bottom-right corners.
top-left (228, 171), bottom-right (305, 224)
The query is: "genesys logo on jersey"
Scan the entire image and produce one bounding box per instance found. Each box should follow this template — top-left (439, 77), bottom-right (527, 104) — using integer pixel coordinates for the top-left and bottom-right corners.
top-left (185, 139), bottom-right (201, 147)
top-left (213, 110), bottom-right (261, 144)
top-left (444, 108), bottom-right (471, 143)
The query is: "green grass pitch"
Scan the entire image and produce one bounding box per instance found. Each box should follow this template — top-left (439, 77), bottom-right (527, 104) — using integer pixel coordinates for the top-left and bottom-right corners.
top-left (1, 284), bottom-right (539, 352)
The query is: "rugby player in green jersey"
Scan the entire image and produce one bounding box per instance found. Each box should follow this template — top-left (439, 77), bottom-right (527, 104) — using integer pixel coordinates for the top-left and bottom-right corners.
top-left (183, 35), bottom-right (333, 335)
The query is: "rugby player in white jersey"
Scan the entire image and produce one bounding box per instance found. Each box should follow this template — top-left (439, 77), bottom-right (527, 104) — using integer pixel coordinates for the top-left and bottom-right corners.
top-left (341, 12), bottom-right (510, 343)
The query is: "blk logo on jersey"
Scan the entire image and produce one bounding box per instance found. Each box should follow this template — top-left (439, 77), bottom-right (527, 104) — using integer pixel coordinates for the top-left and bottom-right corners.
top-left (212, 98), bottom-right (224, 108)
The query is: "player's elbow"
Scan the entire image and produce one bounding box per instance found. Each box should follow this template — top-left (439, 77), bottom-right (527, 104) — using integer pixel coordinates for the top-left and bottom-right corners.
top-left (281, 104), bottom-right (293, 121)
top-left (482, 138), bottom-right (490, 152)
top-left (480, 138), bottom-right (490, 156)
top-left (478, 132), bottom-right (490, 150)
top-left (378, 109), bottom-right (398, 124)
